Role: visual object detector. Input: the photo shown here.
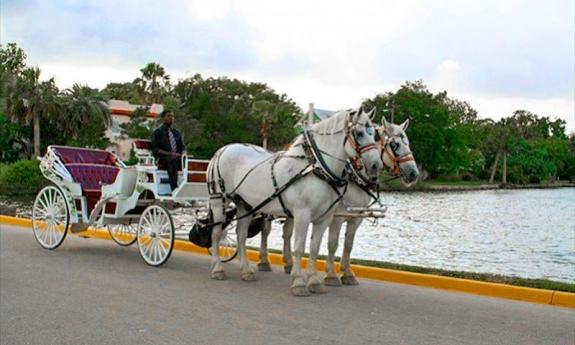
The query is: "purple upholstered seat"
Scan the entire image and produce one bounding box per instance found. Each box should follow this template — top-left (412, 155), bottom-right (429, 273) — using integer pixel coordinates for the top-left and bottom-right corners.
top-left (50, 146), bottom-right (120, 214)
top-left (64, 164), bottom-right (120, 192)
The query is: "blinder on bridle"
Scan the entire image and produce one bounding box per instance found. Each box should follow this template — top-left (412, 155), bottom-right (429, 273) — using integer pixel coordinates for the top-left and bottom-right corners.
top-left (380, 131), bottom-right (415, 176)
top-left (345, 115), bottom-right (379, 173)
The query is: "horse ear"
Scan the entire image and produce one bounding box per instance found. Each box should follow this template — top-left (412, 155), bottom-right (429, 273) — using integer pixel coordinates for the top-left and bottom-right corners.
top-left (367, 107), bottom-right (376, 120)
top-left (351, 107), bottom-right (362, 124)
top-left (400, 118), bottom-right (410, 131)
top-left (381, 116), bottom-right (391, 130)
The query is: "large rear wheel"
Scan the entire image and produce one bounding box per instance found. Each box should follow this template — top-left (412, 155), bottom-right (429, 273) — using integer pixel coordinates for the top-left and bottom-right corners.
top-left (32, 185), bottom-right (70, 249)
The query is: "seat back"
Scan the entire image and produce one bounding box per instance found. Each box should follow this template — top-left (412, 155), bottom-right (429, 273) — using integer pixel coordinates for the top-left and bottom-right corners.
top-left (133, 139), bottom-right (155, 166)
top-left (50, 146), bottom-right (121, 215)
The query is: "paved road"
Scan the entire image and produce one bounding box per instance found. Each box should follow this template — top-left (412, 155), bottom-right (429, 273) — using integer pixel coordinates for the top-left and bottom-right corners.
top-left (1, 224), bottom-right (574, 345)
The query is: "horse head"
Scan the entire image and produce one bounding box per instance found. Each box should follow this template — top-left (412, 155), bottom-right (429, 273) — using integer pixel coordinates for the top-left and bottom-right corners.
top-left (344, 107), bottom-right (383, 178)
top-left (378, 116), bottom-right (419, 185)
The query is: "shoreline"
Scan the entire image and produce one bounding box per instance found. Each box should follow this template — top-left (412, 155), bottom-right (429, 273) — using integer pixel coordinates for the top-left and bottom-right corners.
top-left (380, 181), bottom-right (575, 193)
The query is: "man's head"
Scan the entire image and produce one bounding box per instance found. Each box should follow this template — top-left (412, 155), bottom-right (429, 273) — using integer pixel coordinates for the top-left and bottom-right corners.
top-left (160, 110), bottom-right (174, 126)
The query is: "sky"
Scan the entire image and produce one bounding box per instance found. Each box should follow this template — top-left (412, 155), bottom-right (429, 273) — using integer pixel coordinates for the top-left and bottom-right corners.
top-left (2, 0), bottom-right (574, 132)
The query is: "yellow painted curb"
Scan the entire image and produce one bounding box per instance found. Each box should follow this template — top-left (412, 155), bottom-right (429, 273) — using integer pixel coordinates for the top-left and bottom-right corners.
top-left (551, 291), bottom-right (575, 308)
top-left (1, 215), bottom-right (573, 308)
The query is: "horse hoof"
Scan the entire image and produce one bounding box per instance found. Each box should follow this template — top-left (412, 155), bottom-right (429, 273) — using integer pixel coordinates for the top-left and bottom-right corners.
top-left (308, 282), bottom-right (327, 294)
top-left (324, 276), bottom-right (342, 286)
top-left (211, 270), bottom-right (227, 280)
top-left (291, 285), bottom-right (311, 297)
top-left (284, 265), bottom-right (292, 274)
top-left (341, 275), bottom-right (359, 286)
top-left (257, 262), bottom-right (272, 272)
top-left (241, 271), bottom-right (257, 281)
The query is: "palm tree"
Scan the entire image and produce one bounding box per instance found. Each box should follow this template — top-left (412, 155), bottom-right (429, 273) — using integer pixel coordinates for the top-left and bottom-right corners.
top-left (134, 62), bottom-right (170, 105)
top-left (6, 67), bottom-right (61, 157)
top-left (60, 84), bottom-right (111, 140)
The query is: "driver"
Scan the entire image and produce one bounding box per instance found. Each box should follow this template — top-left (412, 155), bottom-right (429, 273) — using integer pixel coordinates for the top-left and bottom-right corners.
top-left (151, 110), bottom-right (184, 191)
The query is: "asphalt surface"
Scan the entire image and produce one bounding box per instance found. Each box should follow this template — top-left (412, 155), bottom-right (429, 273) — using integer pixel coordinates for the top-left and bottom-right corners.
top-left (1, 224), bottom-right (574, 345)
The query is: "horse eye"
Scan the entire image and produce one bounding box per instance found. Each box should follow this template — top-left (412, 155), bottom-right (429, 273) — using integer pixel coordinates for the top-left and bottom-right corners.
top-left (356, 130), bottom-right (364, 138)
top-left (390, 141), bottom-right (399, 151)
top-left (366, 127), bottom-right (374, 136)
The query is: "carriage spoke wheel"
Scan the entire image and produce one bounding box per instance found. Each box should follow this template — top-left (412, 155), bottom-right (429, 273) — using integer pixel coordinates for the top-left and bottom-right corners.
top-left (32, 186), bottom-right (69, 250)
top-left (107, 223), bottom-right (137, 246)
top-left (208, 220), bottom-right (238, 263)
top-left (137, 205), bottom-right (174, 266)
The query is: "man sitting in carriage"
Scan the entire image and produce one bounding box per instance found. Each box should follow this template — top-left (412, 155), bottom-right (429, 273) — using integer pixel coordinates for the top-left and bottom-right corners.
top-left (151, 110), bottom-right (184, 190)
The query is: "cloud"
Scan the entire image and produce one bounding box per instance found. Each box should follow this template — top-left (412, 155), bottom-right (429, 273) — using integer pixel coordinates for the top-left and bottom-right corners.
top-left (2, 0), bottom-right (573, 131)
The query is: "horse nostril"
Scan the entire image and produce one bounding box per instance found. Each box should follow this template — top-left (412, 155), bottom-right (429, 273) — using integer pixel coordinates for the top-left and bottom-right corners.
top-left (409, 170), bottom-right (417, 179)
top-left (371, 163), bottom-right (378, 172)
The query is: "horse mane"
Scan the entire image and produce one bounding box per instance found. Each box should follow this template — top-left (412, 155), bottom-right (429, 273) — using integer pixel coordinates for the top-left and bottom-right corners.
top-left (309, 109), bottom-right (348, 134)
top-left (288, 109), bottom-right (350, 148)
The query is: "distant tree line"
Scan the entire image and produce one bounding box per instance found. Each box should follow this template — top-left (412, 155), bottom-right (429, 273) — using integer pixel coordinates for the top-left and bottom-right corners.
top-left (364, 81), bottom-right (574, 183)
top-left (1, 43), bottom-right (573, 184)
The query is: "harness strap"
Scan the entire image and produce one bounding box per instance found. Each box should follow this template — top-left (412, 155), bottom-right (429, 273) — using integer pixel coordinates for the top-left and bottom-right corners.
top-left (271, 154), bottom-right (293, 217)
top-left (303, 130), bottom-right (348, 187)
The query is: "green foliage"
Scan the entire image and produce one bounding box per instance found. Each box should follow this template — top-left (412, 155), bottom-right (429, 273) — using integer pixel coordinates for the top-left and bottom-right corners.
top-left (101, 82), bottom-right (144, 104)
top-left (0, 159), bottom-right (44, 195)
top-left (0, 112), bottom-right (32, 162)
top-left (1, 44), bottom-right (573, 184)
top-left (173, 74), bottom-right (300, 157)
top-left (121, 107), bottom-right (156, 140)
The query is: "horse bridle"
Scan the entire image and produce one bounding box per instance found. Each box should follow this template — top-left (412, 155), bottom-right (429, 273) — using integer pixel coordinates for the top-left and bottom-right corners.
top-left (343, 116), bottom-right (379, 172)
top-left (380, 133), bottom-right (415, 176)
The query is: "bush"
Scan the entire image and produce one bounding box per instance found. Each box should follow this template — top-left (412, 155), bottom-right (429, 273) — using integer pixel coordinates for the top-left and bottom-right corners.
top-left (0, 159), bottom-right (45, 196)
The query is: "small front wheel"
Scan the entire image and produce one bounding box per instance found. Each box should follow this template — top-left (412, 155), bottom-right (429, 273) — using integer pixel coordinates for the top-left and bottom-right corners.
top-left (137, 205), bottom-right (174, 266)
top-left (32, 185), bottom-right (70, 250)
top-left (107, 223), bottom-right (137, 246)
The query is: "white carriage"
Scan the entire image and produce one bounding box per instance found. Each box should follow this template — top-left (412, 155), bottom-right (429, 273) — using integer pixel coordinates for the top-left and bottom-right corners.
top-left (32, 142), bottom-right (237, 266)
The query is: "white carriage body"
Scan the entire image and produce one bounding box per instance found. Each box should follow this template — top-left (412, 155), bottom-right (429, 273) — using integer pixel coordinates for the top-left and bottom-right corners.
top-left (38, 143), bottom-right (210, 229)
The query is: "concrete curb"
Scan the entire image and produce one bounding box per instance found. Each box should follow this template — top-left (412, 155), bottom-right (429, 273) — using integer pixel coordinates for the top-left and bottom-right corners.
top-left (1, 215), bottom-right (573, 308)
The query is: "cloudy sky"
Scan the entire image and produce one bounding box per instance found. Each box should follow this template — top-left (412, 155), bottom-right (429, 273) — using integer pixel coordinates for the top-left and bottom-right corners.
top-left (2, 0), bottom-right (574, 131)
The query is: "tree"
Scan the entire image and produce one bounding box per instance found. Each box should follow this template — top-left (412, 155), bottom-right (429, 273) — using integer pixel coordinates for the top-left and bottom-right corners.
top-left (5, 67), bottom-right (61, 157)
top-left (135, 62), bottom-right (171, 105)
top-left (60, 84), bottom-right (111, 148)
top-left (101, 82), bottom-right (144, 104)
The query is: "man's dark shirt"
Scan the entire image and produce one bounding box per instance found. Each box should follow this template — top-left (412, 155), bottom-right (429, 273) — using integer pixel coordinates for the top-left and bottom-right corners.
top-left (151, 124), bottom-right (184, 158)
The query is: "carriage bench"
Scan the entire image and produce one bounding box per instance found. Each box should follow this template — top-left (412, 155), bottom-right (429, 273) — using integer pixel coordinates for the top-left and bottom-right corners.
top-left (47, 146), bottom-right (124, 214)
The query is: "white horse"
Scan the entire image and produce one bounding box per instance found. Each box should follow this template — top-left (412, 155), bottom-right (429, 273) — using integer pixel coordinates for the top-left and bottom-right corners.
top-left (258, 116), bottom-right (419, 287)
top-left (207, 108), bottom-right (383, 296)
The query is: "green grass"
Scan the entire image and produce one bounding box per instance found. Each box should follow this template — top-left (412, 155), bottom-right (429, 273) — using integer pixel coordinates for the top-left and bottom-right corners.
top-left (258, 247), bottom-right (575, 293)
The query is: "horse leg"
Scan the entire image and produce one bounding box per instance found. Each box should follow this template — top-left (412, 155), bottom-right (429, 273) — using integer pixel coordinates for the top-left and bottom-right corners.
top-left (257, 218), bottom-right (272, 272)
top-left (236, 204), bottom-right (256, 281)
top-left (282, 218), bottom-right (294, 274)
top-left (324, 217), bottom-right (344, 287)
top-left (306, 217), bottom-right (331, 294)
top-left (209, 197), bottom-right (227, 280)
top-left (340, 218), bottom-right (362, 286)
top-left (290, 214), bottom-right (311, 296)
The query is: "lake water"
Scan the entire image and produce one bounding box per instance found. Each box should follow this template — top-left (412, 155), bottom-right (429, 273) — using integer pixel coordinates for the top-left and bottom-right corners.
top-left (246, 188), bottom-right (575, 283)
top-left (3, 188), bottom-right (574, 282)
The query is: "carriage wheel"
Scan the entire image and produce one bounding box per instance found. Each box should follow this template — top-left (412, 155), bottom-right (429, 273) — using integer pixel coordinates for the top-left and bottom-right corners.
top-left (137, 205), bottom-right (174, 266)
top-left (32, 185), bottom-right (70, 250)
top-left (208, 220), bottom-right (238, 263)
top-left (107, 223), bottom-right (137, 246)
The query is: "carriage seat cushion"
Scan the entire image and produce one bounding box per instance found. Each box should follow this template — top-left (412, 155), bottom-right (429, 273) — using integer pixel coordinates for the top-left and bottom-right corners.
top-left (65, 164), bottom-right (120, 192)
top-left (52, 146), bottom-right (117, 166)
top-left (133, 139), bottom-right (153, 151)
